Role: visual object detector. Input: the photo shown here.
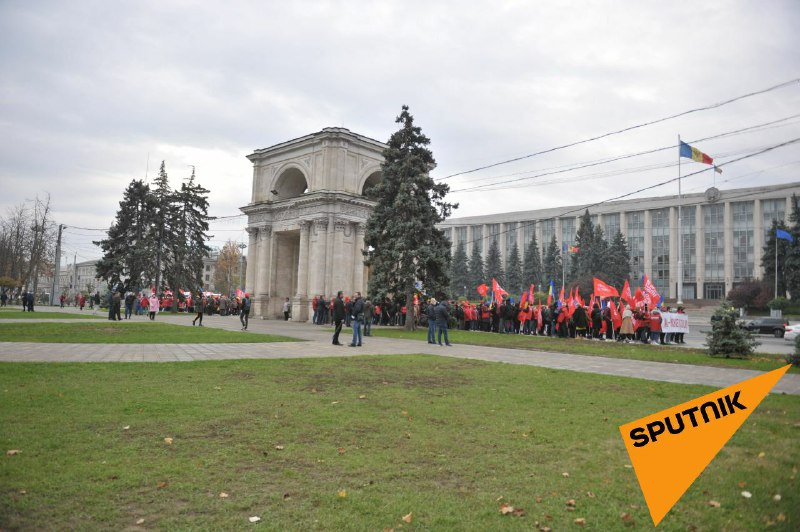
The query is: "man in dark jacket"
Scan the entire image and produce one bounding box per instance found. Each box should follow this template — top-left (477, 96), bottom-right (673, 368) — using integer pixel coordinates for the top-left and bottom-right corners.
top-left (349, 292), bottom-right (364, 347)
top-left (363, 299), bottom-right (374, 336)
top-left (332, 291), bottom-right (345, 345)
top-left (434, 299), bottom-right (452, 346)
top-left (425, 298), bottom-right (437, 344)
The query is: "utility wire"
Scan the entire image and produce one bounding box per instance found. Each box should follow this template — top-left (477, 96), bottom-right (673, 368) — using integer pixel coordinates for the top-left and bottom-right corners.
top-left (437, 78), bottom-right (800, 180)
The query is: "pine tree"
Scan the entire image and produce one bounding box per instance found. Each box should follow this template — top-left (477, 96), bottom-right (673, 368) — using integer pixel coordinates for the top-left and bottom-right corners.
top-left (570, 210), bottom-right (595, 281)
top-left (761, 219), bottom-right (791, 298)
top-left (604, 231), bottom-right (631, 288)
top-left (94, 179), bottom-right (155, 291)
top-left (364, 106), bottom-right (456, 327)
top-left (542, 235), bottom-right (562, 290)
top-left (782, 194), bottom-right (800, 299)
top-left (705, 300), bottom-right (758, 357)
top-left (467, 240), bottom-right (485, 299)
top-left (506, 243), bottom-right (524, 297)
top-left (449, 240), bottom-right (470, 299)
top-left (485, 239), bottom-right (504, 286)
top-left (164, 168), bottom-right (212, 309)
top-left (522, 231), bottom-right (543, 291)
top-left (151, 161), bottom-right (176, 292)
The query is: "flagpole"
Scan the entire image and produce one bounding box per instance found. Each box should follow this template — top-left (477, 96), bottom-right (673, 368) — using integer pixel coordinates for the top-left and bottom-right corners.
top-left (677, 135), bottom-right (684, 306)
top-left (775, 232), bottom-right (778, 299)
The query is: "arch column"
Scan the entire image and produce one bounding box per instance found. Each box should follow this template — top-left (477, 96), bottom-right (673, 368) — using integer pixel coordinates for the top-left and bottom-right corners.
top-left (296, 220), bottom-right (310, 298)
top-left (353, 222), bottom-right (366, 294)
top-left (308, 218), bottom-right (328, 298)
top-left (245, 226), bottom-right (258, 295)
top-left (256, 225), bottom-right (272, 316)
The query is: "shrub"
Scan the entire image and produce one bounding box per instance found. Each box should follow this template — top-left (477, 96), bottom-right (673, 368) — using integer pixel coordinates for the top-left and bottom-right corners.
top-left (705, 300), bottom-right (759, 358)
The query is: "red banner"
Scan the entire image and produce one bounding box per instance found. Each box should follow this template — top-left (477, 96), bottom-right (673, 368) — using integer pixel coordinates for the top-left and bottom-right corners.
top-left (492, 278), bottom-right (508, 301)
top-left (621, 279), bottom-right (634, 307)
top-left (593, 277), bottom-right (620, 299)
top-left (476, 283), bottom-right (489, 297)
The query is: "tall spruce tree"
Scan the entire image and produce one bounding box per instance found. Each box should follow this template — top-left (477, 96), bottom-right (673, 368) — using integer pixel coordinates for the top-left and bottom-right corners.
top-left (506, 243), bottom-right (524, 297)
top-left (364, 106), bottom-right (456, 326)
top-left (449, 240), bottom-right (470, 299)
top-left (151, 161), bottom-right (175, 292)
top-left (485, 239), bottom-right (505, 286)
top-left (95, 179), bottom-right (155, 291)
top-left (570, 210), bottom-right (595, 281)
top-left (542, 235), bottom-right (562, 290)
top-left (522, 231), bottom-right (543, 290)
top-left (605, 230), bottom-right (631, 288)
top-left (164, 168), bottom-right (212, 310)
top-left (761, 219), bottom-right (792, 298)
top-left (783, 194), bottom-right (800, 299)
top-left (467, 240), bottom-right (485, 299)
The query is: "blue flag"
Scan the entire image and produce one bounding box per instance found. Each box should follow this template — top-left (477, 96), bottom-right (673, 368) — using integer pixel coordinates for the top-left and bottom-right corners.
top-left (776, 228), bottom-right (794, 242)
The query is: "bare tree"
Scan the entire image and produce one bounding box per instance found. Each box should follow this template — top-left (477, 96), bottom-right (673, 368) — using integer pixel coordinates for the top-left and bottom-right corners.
top-left (213, 239), bottom-right (244, 296)
top-left (0, 195), bottom-right (55, 295)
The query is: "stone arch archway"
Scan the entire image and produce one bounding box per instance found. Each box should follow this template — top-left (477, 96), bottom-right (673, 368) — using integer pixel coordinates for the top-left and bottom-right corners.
top-left (361, 170), bottom-right (382, 199)
top-left (272, 165), bottom-right (309, 199)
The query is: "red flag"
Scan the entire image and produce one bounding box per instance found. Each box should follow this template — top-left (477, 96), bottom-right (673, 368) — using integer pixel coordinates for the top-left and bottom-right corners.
top-left (520, 291), bottom-right (529, 305)
top-left (528, 284), bottom-right (535, 305)
top-left (576, 286), bottom-right (584, 307)
top-left (642, 274), bottom-right (660, 308)
top-left (537, 301), bottom-right (543, 327)
top-left (476, 283), bottom-right (489, 297)
top-left (610, 299), bottom-right (622, 329)
top-left (593, 277), bottom-right (620, 299)
top-left (492, 278), bottom-right (508, 301)
top-left (589, 293), bottom-right (595, 307)
top-left (621, 279), bottom-right (634, 307)
top-left (634, 287), bottom-right (645, 307)
top-left (558, 285), bottom-right (564, 304)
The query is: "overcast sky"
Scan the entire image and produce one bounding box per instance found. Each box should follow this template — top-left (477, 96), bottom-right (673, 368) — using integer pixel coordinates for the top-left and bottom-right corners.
top-left (1, 0), bottom-right (798, 265)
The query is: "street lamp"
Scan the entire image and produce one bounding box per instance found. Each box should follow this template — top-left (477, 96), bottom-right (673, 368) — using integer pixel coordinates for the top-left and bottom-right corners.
top-left (238, 243), bottom-right (247, 291)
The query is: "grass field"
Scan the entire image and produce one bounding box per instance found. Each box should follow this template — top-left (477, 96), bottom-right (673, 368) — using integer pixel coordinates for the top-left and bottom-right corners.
top-left (0, 322), bottom-right (298, 344)
top-left (1, 356), bottom-right (797, 530)
top-left (369, 327), bottom-right (797, 373)
top-left (0, 309), bottom-right (103, 320)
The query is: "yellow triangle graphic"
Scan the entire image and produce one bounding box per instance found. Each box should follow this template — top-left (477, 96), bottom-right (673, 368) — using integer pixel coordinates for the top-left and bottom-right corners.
top-left (619, 364), bottom-right (791, 526)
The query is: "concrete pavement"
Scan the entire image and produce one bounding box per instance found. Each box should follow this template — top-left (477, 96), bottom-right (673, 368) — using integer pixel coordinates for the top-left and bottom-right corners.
top-left (0, 308), bottom-right (798, 395)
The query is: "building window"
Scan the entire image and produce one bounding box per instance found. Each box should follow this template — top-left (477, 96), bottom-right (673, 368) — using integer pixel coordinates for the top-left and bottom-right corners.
top-left (651, 208), bottom-right (670, 296)
top-left (561, 217), bottom-right (576, 246)
top-left (603, 213), bottom-right (620, 240)
top-left (761, 198), bottom-right (786, 240)
top-left (455, 226), bottom-right (467, 248)
top-left (506, 222), bottom-right (517, 252)
top-left (442, 227), bottom-right (452, 245)
top-left (205, 274), bottom-right (210, 282)
top-left (522, 220), bottom-right (536, 257)
top-left (680, 206), bottom-right (696, 283)
top-left (488, 224), bottom-right (500, 249)
top-left (205, 265), bottom-right (211, 272)
top-left (627, 211), bottom-right (645, 288)
top-left (471, 225), bottom-right (483, 254)
top-left (703, 204), bottom-right (725, 282)
top-left (732, 201), bottom-right (754, 280)
top-left (540, 219), bottom-right (555, 247)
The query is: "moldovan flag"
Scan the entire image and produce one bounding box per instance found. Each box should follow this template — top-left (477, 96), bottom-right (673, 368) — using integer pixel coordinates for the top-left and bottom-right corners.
top-left (621, 279), bottom-right (634, 307)
top-left (492, 278), bottom-right (508, 301)
top-left (593, 277), bottom-right (619, 299)
top-left (679, 141), bottom-right (713, 165)
top-left (476, 283), bottom-right (489, 298)
top-left (547, 280), bottom-right (555, 306)
top-left (620, 365), bottom-right (790, 527)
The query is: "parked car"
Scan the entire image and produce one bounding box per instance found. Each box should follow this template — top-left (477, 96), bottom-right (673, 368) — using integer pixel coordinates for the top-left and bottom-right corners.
top-left (739, 317), bottom-right (789, 338)
top-left (784, 323), bottom-right (798, 343)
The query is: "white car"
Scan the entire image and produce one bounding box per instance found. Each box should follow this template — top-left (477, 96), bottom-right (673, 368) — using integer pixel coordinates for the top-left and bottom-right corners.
top-left (785, 324), bottom-right (798, 343)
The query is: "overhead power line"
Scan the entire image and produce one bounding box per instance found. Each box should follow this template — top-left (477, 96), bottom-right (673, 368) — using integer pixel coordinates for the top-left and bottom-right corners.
top-left (438, 77), bottom-right (800, 180)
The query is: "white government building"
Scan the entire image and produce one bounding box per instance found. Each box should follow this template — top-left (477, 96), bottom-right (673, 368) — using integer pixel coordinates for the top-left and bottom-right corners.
top-left (241, 127), bottom-right (797, 319)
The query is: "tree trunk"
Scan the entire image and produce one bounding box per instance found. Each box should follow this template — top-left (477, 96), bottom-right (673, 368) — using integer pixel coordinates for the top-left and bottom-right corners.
top-left (404, 286), bottom-right (416, 331)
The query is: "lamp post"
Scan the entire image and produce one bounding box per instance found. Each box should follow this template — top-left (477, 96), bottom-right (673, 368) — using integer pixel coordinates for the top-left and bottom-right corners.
top-left (238, 242), bottom-right (247, 291)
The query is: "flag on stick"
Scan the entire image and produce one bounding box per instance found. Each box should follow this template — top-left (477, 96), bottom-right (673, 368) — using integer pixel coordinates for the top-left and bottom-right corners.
top-left (679, 141), bottom-right (713, 165)
top-left (776, 228), bottom-right (794, 242)
top-left (593, 277), bottom-right (620, 299)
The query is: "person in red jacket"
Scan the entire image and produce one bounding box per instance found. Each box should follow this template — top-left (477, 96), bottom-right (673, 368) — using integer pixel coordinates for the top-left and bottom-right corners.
top-left (649, 309), bottom-right (662, 344)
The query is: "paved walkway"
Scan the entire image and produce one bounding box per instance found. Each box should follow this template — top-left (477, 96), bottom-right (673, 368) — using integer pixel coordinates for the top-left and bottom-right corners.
top-left (1, 309), bottom-right (798, 395)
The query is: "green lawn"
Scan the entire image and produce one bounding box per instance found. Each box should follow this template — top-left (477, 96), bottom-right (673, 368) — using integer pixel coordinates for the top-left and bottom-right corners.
top-left (0, 356), bottom-right (797, 530)
top-left (369, 327), bottom-right (797, 373)
top-left (0, 309), bottom-right (103, 320)
top-left (0, 322), bottom-right (298, 344)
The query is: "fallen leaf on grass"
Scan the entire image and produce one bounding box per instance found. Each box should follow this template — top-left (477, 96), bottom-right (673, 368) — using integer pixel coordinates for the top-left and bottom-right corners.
top-left (566, 499), bottom-right (576, 508)
top-left (738, 481), bottom-right (747, 488)
top-left (157, 481), bottom-right (168, 489)
top-left (219, 492), bottom-right (229, 498)
top-left (249, 516), bottom-right (261, 523)
top-left (402, 512), bottom-right (413, 523)
top-left (164, 437), bottom-right (173, 445)
top-left (500, 503), bottom-right (514, 515)
top-left (708, 500), bottom-right (721, 508)
top-left (331, 401), bottom-right (340, 405)
top-left (496, 496), bottom-right (504, 502)
top-left (359, 395), bottom-right (367, 399)
top-left (283, 493), bottom-right (291, 500)
top-left (136, 518), bottom-right (145, 525)
top-left (574, 517), bottom-right (586, 526)
top-left (513, 508), bottom-right (526, 517)
top-left (586, 491), bottom-right (595, 498)
top-left (274, 445), bottom-right (285, 450)
top-left (741, 491), bottom-right (752, 498)
top-left (404, 433), bottom-right (411, 439)
top-left (777, 513), bottom-right (786, 522)
top-left (6, 449), bottom-right (21, 456)
top-left (338, 489), bottom-right (347, 498)
top-left (620, 512), bottom-right (634, 523)
top-left (337, 447), bottom-right (346, 454)
top-left (561, 472), bottom-right (570, 478)
top-left (123, 426), bottom-right (130, 430)
top-left (773, 494), bottom-right (782, 501)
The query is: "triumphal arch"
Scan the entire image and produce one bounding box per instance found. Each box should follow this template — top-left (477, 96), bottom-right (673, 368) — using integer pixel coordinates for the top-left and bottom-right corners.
top-left (241, 128), bottom-right (385, 320)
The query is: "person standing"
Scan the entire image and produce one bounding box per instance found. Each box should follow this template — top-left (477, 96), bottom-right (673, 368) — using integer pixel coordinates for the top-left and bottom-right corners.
top-left (148, 293), bottom-right (159, 321)
top-left (282, 297), bottom-right (291, 321)
top-left (79, 293), bottom-right (86, 311)
top-left (349, 292), bottom-right (364, 347)
top-left (124, 292), bottom-right (135, 319)
top-left (192, 292), bottom-right (205, 326)
top-left (434, 299), bottom-right (452, 346)
top-left (363, 298), bottom-right (374, 336)
top-left (332, 291), bottom-right (345, 345)
top-left (425, 298), bottom-right (437, 344)
top-left (240, 292), bottom-right (251, 330)
top-left (112, 291), bottom-right (122, 321)
top-left (620, 304), bottom-right (634, 342)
